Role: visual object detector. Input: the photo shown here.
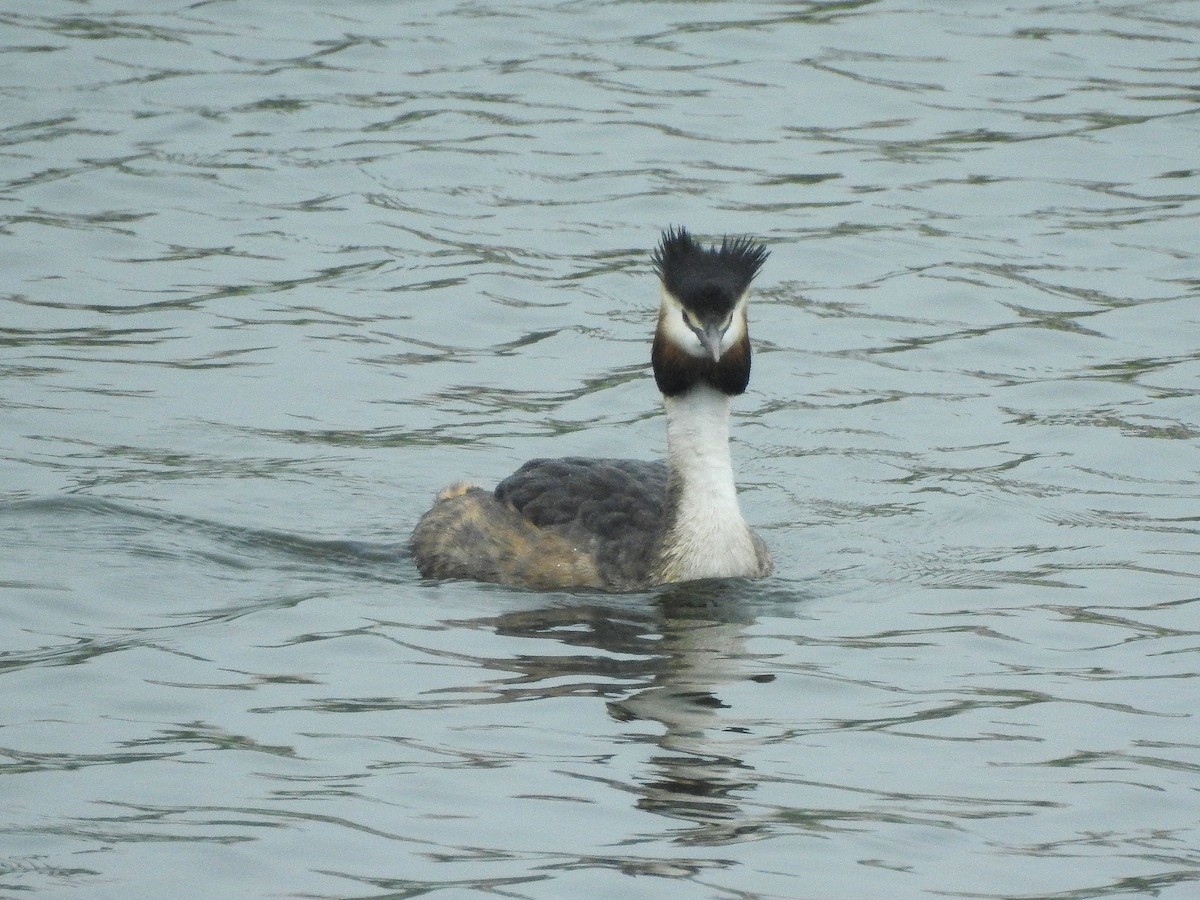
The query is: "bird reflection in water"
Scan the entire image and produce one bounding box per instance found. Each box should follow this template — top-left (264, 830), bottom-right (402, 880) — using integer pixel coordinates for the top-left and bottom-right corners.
top-left (470, 579), bottom-right (777, 846)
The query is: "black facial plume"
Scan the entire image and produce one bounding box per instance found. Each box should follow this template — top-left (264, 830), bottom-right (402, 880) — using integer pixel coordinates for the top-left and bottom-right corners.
top-left (651, 227), bottom-right (768, 398)
top-left (653, 226), bottom-right (769, 317)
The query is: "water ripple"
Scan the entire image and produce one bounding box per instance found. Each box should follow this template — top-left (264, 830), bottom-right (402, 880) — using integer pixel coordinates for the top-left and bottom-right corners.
top-left (2, 0), bottom-right (1199, 897)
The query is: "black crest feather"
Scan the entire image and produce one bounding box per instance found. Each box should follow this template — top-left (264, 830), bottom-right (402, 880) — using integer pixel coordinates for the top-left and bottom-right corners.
top-left (652, 226), bottom-right (769, 317)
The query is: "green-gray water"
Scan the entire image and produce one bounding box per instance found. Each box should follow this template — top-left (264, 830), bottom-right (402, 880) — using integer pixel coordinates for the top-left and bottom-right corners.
top-left (2, 2), bottom-right (1198, 897)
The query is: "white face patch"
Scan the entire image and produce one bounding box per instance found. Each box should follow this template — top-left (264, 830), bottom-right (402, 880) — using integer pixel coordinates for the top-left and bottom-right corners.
top-left (659, 287), bottom-right (748, 360)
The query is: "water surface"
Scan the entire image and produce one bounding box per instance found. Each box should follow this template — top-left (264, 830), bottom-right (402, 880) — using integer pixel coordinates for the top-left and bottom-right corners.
top-left (2, 1), bottom-right (1199, 897)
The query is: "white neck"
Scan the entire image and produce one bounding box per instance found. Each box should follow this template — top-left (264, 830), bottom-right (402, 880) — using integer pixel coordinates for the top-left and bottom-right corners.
top-left (657, 386), bottom-right (761, 581)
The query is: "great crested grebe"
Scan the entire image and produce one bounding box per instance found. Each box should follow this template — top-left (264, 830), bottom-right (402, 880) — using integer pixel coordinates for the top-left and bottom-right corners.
top-left (410, 226), bottom-right (772, 591)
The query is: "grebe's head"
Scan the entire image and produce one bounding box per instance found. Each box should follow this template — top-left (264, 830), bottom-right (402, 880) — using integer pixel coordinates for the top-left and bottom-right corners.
top-left (651, 226), bottom-right (769, 397)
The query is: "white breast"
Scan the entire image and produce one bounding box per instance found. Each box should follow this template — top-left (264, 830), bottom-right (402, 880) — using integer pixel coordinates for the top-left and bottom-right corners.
top-left (657, 386), bottom-right (762, 581)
